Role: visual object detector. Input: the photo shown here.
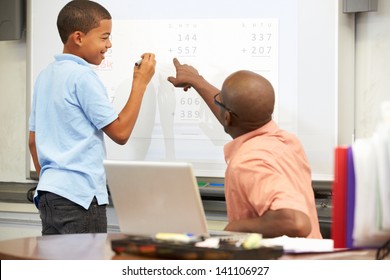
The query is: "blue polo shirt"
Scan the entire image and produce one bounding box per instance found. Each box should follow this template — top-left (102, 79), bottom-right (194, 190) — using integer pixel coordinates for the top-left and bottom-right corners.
top-left (29, 54), bottom-right (118, 209)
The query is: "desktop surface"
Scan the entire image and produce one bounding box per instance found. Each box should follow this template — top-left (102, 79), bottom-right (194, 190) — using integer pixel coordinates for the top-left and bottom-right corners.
top-left (0, 233), bottom-right (385, 260)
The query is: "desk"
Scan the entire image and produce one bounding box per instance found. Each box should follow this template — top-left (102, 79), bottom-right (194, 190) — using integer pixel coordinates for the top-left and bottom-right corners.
top-left (0, 233), bottom-right (135, 260)
top-left (0, 233), bottom-right (384, 260)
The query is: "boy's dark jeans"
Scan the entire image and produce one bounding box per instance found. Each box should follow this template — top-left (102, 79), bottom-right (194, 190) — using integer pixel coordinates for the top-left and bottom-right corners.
top-left (38, 191), bottom-right (107, 235)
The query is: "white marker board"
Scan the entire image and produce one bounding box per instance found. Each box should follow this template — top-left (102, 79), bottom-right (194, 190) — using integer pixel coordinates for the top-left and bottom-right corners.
top-left (28, 0), bottom-right (354, 180)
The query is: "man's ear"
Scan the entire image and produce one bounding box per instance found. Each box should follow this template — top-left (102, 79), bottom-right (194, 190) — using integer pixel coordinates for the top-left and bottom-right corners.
top-left (70, 31), bottom-right (84, 47)
top-left (223, 110), bottom-right (232, 127)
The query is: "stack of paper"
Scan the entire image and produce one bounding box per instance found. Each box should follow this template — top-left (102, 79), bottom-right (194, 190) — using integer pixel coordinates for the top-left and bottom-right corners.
top-left (261, 236), bottom-right (334, 253)
top-left (352, 124), bottom-right (390, 247)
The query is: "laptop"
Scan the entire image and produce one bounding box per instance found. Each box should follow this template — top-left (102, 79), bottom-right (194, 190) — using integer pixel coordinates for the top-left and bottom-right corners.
top-left (104, 160), bottom-right (211, 237)
top-left (105, 160), bottom-right (286, 259)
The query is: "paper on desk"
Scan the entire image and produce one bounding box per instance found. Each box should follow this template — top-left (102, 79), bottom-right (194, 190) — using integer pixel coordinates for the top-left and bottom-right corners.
top-left (261, 235), bottom-right (334, 253)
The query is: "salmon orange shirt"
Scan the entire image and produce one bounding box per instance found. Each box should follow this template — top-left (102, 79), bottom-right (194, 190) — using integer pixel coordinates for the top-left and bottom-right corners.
top-left (224, 120), bottom-right (322, 238)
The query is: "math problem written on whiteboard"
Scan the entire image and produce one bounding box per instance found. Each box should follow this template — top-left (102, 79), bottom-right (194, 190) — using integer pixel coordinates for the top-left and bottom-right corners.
top-left (92, 19), bottom-right (279, 176)
top-left (96, 19), bottom-right (278, 125)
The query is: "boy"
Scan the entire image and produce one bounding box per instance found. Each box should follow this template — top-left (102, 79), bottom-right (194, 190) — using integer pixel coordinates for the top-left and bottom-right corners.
top-left (28, 0), bottom-right (156, 235)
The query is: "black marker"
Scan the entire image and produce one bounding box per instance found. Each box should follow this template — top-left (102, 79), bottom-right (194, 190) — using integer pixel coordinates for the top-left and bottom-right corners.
top-left (135, 59), bottom-right (142, 66)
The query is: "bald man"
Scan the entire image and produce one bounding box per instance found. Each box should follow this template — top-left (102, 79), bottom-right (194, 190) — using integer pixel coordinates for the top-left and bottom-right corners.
top-left (168, 58), bottom-right (322, 239)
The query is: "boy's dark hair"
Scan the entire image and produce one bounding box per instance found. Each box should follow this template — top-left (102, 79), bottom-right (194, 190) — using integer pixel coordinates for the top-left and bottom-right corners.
top-left (57, 0), bottom-right (112, 44)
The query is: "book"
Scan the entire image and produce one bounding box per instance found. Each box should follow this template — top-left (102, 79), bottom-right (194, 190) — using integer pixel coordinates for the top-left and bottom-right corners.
top-left (346, 147), bottom-right (355, 248)
top-left (331, 146), bottom-right (348, 248)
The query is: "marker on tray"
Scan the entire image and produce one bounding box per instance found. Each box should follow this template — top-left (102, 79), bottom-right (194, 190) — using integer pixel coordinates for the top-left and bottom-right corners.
top-left (197, 181), bottom-right (209, 187)
top-left (209, 182), bottom-right (224, 187)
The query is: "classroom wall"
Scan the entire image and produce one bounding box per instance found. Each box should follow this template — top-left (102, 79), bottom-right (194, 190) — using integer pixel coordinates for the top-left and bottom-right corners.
top-left (0, 35), bottom-right (28, 182)
top-left (0, 1), bottom-right (389, 183)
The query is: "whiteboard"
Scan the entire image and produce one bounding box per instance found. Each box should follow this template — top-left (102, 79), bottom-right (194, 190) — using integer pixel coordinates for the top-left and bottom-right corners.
top-left (28, 0), bottom-right (350, 180)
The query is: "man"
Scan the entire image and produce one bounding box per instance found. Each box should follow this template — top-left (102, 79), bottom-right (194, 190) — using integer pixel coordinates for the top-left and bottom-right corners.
top-left (168, 58), bottom-right (322, 238)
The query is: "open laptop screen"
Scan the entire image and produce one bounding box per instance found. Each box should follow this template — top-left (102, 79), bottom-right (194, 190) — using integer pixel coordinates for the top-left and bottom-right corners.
top-left (104, 160), bottom-right (209, 236)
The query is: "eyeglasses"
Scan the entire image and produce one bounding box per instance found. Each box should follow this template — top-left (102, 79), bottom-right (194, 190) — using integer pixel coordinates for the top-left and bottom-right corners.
top-left (213, 92), bottom-right (239, 118)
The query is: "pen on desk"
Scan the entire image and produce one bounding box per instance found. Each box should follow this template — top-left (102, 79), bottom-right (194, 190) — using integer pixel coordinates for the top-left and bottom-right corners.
top-left (155, 232), bottom-right (202, 243)
top-left (135, 59), bottom-right (142, 66)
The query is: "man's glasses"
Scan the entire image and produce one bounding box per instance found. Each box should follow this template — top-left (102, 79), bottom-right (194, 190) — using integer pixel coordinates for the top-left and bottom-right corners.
top-left (213, 92), bottom-right (239, 118)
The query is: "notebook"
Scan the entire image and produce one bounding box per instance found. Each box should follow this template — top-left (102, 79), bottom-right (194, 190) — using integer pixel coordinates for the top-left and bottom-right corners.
top-left (104, 160), bottom-right (212, 237)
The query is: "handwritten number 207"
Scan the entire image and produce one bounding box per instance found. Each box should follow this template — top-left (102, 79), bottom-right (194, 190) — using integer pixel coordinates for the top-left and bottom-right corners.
top-left (251, 46), bottom-right (272, 55)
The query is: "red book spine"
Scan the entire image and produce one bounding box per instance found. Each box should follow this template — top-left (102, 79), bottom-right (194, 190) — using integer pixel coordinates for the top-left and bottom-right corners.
top-left (331, 146), bottom-right (348, 248)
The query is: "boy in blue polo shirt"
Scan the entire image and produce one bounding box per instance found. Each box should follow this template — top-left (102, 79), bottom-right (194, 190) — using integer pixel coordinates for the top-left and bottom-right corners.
top-left (28, 0), bottom-right (156, 235)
